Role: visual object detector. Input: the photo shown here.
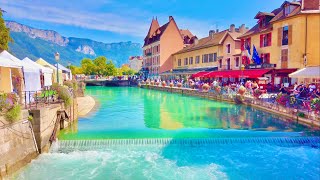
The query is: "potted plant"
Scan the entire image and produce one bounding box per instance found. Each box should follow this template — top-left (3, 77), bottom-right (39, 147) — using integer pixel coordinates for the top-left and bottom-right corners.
top-left (169, 82), bottom-right (174, 88)
top-left (238, 86), bottom-right (246, 95)
top-left (155, 81), bottom-right (160, 86)
top-left (150, 80), bottom-right (155, 85)
top-left (215, 86), bottom-right (221, 94)
top-left (202, 83), bottom-right (210, 91)
top-left (177, 82), bottom-right (182, 88)
top-left (162, 81), bottom-right (166, 87)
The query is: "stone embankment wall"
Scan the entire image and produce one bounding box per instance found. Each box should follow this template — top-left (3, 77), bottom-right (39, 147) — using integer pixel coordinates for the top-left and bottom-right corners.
top-left (0, 110), bottom-right (37, 179)
top-left (30, 99), bottom-right (78, 153)
top-left (0, 98), bottom-right (78, 179)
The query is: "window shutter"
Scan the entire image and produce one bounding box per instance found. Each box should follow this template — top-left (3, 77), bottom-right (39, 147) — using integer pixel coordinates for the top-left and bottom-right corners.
top-left (278, 27), bottom-right (282, 46)
top-left (241, 39), bottom-right (244, 51)
top-left (288, 25), bottom-right (292, 45)
top-left (268, 33), bottom-right (272, 46)
top-left (260, 35), bottom-right (263, 47)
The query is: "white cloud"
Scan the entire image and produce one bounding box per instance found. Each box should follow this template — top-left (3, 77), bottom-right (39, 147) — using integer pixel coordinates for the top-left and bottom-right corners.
top-left (1, 0), bottom-right (150, 37)
top-left (0, 0), bottom-right (224, 39)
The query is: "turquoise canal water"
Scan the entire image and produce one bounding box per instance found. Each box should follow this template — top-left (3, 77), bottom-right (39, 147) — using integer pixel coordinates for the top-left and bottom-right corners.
top-left (16, 87), bottom-right (320, 179)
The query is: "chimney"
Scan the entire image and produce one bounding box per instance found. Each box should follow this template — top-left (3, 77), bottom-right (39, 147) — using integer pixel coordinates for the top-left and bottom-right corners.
top-left (169, 16), bottom-right (173, 21)
top-left (193, 37), bottom-right (199, 45)
top-left (229, 24), bottom-right (235, 32)
top-left (302, 0), bottom-right (320, 10)
top-left (239, 24), bottom-right (246, 33)
top-left (209, 30), bottom-right (215, 38)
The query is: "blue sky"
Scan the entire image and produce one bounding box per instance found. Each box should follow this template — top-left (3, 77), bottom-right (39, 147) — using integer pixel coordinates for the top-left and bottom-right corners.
top-left (1, 0), bottom-right (282, 44)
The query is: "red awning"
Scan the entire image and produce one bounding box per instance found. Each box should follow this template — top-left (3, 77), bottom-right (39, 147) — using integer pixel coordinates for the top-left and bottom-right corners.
top-left (205, 69), bottom-right (271, 79)
top-left (191, 71), bottom-right (210, 78)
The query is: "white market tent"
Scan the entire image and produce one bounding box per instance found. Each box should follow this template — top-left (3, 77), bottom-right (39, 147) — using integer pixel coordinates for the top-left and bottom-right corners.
top-left (0, 51), bottom-right (42, 104)
top-left (0, 55), bottom-right (22, 93)
top-left (54, 63), bottom-right (72, 80)
top-left (289, 66), bottom-right (320, 79)
top-left (0, 56), bottom-right (22, 68)
top-left (0, 51), bottom-right (42, 92)
top-left (22, 57), bottom-right (53, 86)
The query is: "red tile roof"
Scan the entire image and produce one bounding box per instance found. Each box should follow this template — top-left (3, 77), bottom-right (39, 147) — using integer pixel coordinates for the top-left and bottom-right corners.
top-left (129, 56), bottom-right (143, 60)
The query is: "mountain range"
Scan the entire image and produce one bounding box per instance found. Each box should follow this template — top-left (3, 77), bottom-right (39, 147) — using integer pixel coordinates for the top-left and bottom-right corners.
top-left (5, 21), bottom-right (142, 67)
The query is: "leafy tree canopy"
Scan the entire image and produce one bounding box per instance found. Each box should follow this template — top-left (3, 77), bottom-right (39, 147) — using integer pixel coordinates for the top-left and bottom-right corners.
top-left (0, 10), bottom-right (13, 51)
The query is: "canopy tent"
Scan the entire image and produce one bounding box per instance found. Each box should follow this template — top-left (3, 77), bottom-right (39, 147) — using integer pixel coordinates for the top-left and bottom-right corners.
top-left (36, 58), bottom-right (63, 85)
top-left (191, 71), bottom-right (211, 78)
top-left (289, 66), bottom-right (320, 79)
top-left (22, 58), bottom-right (53, 87)
top-left (16, 57), bottom-right (41, 92)
top-left (0, 51), bottom-right (25, 93)
top-left (0, 56), bottom-right (22, 93)
top-left (54, 63), bottom-right (72, 80)
top-left (0, 56), bottom-right (22, 68)
top-left (205, 69), bottom-right (271, 79)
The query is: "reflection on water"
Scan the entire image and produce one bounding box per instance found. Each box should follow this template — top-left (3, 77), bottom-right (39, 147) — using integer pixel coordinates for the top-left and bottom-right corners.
top-left (59, 87), bottom-right (319, 139)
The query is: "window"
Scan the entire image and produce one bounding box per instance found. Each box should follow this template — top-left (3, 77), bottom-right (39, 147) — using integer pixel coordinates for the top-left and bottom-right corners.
top-left (235, 57), bottom-right (239, 67)
top-left (156, 45), bottom-right (159, 53)
top-left (261, 53), bottom-right (270, 64)
top-left (284, 5), bottom-right (291, 16)
top-left (202, 54), bottom-right (208, 63)
top-left (261, 33), bottom-right (271, 47)
top-left (178, 59), bottom-right (181, 66)
top-left (189, 57), bottom-right (193, 65)
top-left (226, 58), bottom-right (231, 70)
top-left (259, 17), bottom-right (267, 28)
top-left (195, 56), bottom-right (200, 64)
top-left (282, 26), bottom-right (289, 45)
top-left (213, 53), bottom-right (217, 61)
top-left (219, 60), bottom-right (222, 68)
top-left (226, 44), bottom-right (231, 53)
top-left (184, 58), bottom-right (188, 65)
top-left (208, 53), bottom-right (213, 62)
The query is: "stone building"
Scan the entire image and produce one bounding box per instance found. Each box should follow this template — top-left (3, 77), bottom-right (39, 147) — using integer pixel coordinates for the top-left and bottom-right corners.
top-left (128, 56), bottom-right (143, 72)
top-left (142, 16), bottom-right (194, 79)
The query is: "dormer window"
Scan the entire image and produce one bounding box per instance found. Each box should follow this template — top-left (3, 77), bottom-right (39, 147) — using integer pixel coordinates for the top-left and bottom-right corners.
top-left (259, 17), bottom-right (267, 28)
top-left (284, 5), bottom-right (291, 16)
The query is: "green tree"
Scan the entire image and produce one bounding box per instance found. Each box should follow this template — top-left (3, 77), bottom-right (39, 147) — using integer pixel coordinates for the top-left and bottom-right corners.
top-left (69, 65), bottom-right (83, 74)
top-left (105, 59), bottom-right (117, 76)
top-left (120, 65), bottom-right (137, 75)
top-left (0, 10), bottom-right (13, 51)
top-left (93, 56), bottom-right (107, 75)
top-left (80, 58), bottom-right (95, 75)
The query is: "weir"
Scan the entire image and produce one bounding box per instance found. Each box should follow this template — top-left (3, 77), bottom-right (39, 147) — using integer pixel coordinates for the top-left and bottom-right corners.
top-left (56, 137), bottom-right (320, 152)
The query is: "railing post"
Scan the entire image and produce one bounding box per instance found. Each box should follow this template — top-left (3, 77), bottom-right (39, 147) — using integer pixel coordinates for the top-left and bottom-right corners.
top-left (28, 91), bottom-right (31, 109)
top-left (24, 91), bottom-right (27, 109)
top-left (35, 91), bottom-right (38, 109)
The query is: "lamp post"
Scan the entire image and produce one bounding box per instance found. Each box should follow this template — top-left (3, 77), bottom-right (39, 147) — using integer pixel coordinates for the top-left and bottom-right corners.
top-left (55, 52), bottom-right (60, 84)
top-left (68, 61), bottom-right (71, 80)
top-left (241, 51), bottom-right (246, 84)
top-left (170, 69), bottom-right (173, 82)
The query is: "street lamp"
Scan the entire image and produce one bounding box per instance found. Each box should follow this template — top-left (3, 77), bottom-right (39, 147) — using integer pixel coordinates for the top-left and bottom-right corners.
top-left (68, 61), bottom-right (71, 80)
top-left (55, 52), bottom-right (60, 84)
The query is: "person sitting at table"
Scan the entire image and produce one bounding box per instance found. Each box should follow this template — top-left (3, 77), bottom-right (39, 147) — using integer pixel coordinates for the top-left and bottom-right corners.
top-left (279, 83), bottom-right (288, 94)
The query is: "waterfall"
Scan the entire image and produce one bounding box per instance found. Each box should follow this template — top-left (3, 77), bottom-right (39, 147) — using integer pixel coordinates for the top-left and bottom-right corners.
top-left (56, 137), bottom-right (320, 152)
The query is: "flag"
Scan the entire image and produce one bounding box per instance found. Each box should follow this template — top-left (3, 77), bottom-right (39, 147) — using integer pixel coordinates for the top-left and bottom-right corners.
top-left (245, 43), bottom-right (251, 57)
top-left (252, 45), bottom-right (261, 65)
